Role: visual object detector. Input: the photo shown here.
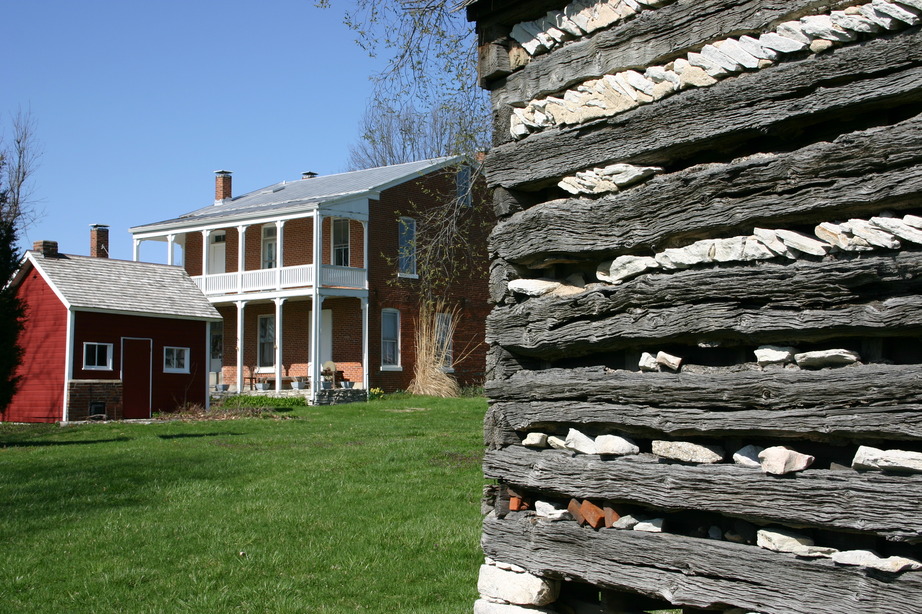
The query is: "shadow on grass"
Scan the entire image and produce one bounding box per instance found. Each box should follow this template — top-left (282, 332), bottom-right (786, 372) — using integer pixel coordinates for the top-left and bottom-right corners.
top-left (157, 432), bottom-right (242, 440)
top-left (0, 436), bottom-right (134, 448)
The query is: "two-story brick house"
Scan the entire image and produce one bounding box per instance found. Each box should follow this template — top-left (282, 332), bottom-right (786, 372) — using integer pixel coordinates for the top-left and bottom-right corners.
top-left (129, 156), bottom-right (489, 402)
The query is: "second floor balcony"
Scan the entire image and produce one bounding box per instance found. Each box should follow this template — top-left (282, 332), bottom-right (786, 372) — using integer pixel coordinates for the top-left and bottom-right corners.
top-left (193, 263), bottom-right (367, 297)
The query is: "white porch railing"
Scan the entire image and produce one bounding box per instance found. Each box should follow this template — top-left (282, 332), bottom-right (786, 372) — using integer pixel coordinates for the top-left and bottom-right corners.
top-left (193, 264), bottom-right (365, 296)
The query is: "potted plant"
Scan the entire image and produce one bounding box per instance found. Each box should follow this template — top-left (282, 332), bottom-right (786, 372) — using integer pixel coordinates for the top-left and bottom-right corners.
top-left (291, 377), bottom-right (307, 390)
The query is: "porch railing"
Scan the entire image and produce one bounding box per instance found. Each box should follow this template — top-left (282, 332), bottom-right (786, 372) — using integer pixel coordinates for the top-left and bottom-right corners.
top-left (193, 264), bottom-right (366, 296)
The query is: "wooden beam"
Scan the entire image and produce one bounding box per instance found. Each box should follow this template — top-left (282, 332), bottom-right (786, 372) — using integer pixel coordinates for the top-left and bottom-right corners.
top-left (482, 514), bottom-right (922, 614)
top-left (484, 446), bottom-right (922, 541)
top-left (485, 32), bottom-right (922, 189)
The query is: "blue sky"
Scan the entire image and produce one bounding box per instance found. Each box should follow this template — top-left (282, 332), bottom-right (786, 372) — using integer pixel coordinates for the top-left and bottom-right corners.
top-left (1, 1), bottom-right (386, 262)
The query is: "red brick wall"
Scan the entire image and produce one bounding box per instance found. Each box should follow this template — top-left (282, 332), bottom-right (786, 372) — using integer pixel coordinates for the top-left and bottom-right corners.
top-left (4, 265), bottom-right (68, 422)
top-left (67, 380), bottom-right (123, 421)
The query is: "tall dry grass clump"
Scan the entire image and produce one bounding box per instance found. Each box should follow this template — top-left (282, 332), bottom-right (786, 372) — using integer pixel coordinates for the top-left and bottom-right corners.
top-left (408, 299), bottom-right (461, 397)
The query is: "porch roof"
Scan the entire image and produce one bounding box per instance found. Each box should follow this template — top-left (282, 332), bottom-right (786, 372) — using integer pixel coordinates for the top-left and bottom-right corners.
top-left (130, 156), bottom-right (460, 234)
top-left (19, 252), bottom-right (222, 321)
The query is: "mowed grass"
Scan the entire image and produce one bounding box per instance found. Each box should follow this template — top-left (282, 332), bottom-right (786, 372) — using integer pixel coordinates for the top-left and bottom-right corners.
top-left (0, 395), bottom-right (487, 613)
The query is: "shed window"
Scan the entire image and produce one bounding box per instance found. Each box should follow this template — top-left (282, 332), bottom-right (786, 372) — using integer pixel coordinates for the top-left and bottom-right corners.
top-left (83, 342), bottom-right (113, 371)
top-left (164, 347), bottom-right (190, 374)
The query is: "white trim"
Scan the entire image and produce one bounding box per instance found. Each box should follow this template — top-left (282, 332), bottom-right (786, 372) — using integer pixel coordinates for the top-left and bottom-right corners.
top-left (63, 309), bottom-right (75, 422)
top-left (82, 342), bottom-right (114, 371)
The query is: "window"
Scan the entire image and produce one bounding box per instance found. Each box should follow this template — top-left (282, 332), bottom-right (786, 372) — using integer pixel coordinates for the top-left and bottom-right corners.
top-left (262, 224), bottom-right (277, 269)
top-left (258, 314), bottom-right (275, 369)
top-left (83, 342), bottom-right (113, 370)
top-left (381, 309), bottom-right (401, 370)
top-left (164, 347), bottom-right (190, 373)
top-left (397, 217), bottom-right (416, 277)
top-left (435, 312), bottom-right (453, 370)
top-left (332, 218), bottom-right (350, 267)
top-left (456, 164), bottom-right (473, 208)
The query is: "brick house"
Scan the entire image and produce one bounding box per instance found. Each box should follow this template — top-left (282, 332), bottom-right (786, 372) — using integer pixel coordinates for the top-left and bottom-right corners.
top-left (4, 228), bottom-right (221, 423)
top-left (129, 157), bottom-right (490, 400)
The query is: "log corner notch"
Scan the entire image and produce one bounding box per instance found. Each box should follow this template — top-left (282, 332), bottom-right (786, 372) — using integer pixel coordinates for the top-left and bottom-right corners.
top-left (468, 0), bottom-right (922, 612)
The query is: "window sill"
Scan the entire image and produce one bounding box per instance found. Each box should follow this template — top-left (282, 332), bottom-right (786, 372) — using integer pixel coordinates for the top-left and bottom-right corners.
top-left (397, 273), bottom-right (418, 280)
top-left (380, 366), bottom-right (403, 372)
top-left (164, 369), bottom-right (191, 374)
top-left (83, 366), bottom-right (112, 371)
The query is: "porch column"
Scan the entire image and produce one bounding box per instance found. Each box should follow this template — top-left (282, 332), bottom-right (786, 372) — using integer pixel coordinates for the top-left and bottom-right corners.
top-left (309, 209), bottom-right (324, 403)
top-left (235, 300), bottom-right (245, 393)
top-left (361, 297), bottom-right (369, 391)
top-left (274, 297), bottom-right (285, 392)
top-left (132, 238), bottom-right (141, 262)
top-left (201, 229), bottom-right (211, 278)
top-left (167, 234), bottom-right (176, 266)
top-left (362, 220), bottom-right (369, 289)
top-left (275, 219), bottom-right (286, 290)
top-left (309, 295), bottom-right (324, 403)
top-left (237, 224), bottom-right (248, 292)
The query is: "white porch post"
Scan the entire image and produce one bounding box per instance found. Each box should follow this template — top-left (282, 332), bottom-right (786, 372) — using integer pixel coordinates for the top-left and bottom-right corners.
top-left (201, 229), bottom-right (211, 279)
top-left (309, 209), bottom-right (324, 403)
top-left (274, 297), bottom-right (285, 392)
top-left (237, 224), bottom-right (248, 292)
top-left (362, 220), bottom-right (369, 289)
top-left (235, 301), bottom-right (245, 393)
top-left (361, 297), bottom-right (369, 391)
top-left (167, 234), bottom-right (176, 266)
top-left (132, 238), bottom-right (141, 262)
top-left (275, 219), bottom-right (286, 289)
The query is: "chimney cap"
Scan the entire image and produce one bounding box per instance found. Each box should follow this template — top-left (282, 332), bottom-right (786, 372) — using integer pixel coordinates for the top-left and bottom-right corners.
top-left (301, 171), bottom-right (318, 179)
top-left (214, 169), bottom-right (232, 176)
top-left (90, 223), bottom-right (109, 229)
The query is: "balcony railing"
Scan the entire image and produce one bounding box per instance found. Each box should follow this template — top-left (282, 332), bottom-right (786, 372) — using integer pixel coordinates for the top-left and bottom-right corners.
top-left (193, 264), bottom-right (365, 296)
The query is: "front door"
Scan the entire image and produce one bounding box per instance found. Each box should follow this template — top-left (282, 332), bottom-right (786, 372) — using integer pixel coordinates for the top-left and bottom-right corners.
top-left (122, 338), bottom-right (152, 419)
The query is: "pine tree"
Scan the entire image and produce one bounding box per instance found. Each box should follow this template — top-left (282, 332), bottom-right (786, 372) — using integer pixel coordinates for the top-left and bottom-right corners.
top-left (0, 159), bottom-right (24, 410)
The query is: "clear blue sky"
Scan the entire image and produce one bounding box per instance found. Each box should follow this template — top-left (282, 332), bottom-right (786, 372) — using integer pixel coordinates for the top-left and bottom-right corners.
top-left (1, 1), bottom-right (386, 262)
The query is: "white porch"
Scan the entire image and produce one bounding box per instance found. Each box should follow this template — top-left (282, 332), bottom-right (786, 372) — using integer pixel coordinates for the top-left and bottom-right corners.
top-left (193, 263), bottom-right (366, 296)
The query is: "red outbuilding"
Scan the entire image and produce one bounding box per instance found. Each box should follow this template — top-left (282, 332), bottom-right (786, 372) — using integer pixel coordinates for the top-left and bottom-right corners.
top-left (3, 230), bottom-right (221, 423)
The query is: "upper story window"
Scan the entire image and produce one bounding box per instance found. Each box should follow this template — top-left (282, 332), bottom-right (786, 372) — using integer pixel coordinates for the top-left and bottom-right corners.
top-left (83, 342), bottom-right (113, 371)
top-left (332, 218), bottom-right (350, 267)
top-left (456, 164), bottom-right (473, 208)
top-left (262, 225), bottom-right (277, 269)
top-left (163, 347), bottom-right (190, 374)
top-left (397, 217), bottom-right (417, 278)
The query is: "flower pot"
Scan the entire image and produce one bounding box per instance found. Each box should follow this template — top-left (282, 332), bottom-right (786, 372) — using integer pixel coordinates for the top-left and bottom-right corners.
top-left (255, 383), bottom-right (270, 391)
top-left (341, 381), bottom-right (354, 389)
top-left (290, 381), bottom-right (306, 390)
top-left (216, 384), bottom-right (229, 392)
top-left (321, 381), bottom-right (333, 390)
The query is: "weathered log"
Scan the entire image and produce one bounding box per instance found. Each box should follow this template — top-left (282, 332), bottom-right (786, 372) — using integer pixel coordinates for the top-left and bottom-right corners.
top-left (485, 32), bottom-right (922, 189)
top-left (482, 513), bottom-right (922, 614)
top-left (487, 253), bottom-right (922, 359)
top-left (487, 0), bottom-right (845, 103)
top-left (483, 446), bottom-right (922, 540)
top-left (485, 364), bottom-right (922, 441)
top-left (490, 114), bottom-right (922, 265)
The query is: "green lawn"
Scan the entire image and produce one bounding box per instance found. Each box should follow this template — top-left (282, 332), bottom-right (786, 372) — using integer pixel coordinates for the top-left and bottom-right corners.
top-left (0, 395), bottom-right (487, 613)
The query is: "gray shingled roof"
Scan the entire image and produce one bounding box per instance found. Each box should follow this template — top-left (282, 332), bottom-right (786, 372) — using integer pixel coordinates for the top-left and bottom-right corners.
top-left (132, 156), bottom-right (460, 233)
top-left (25, 252), bottom-right (221, 321)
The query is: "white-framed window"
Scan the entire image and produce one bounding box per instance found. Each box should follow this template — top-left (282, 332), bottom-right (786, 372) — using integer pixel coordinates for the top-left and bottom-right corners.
top-left (397, 217), bottom-right (417, 277)
top-left (435, 312), bottom-right (453, 371)
top-left (83, 342), bottom-right (113, 371)
top-left (164, 347), bottom-right (190, 374)
top-left (456, 164), bottom-right (473, 208)
top-left (258, 314), bottom-right (275, 369)
top-left (262, 224), bottom-right (277, 269)
top-left (332, 218), bottom-right (350, 267)
top-left (381, 309), bottom-right (401, 370)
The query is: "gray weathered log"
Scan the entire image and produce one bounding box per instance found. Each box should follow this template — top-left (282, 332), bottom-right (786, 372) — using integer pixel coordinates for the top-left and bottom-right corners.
top-left (487, 253), bottom-right (922, 359)
top-left (482, 513), bottom-right (922, 614)
top-left (485, 32), bottom-right (922, 189)
top-left (483, 446), bottom-right (922, 541)
top-left (490, 114), bottom-right (922, 265)
top-left (487, 0), bottom-right (847, 105)
top-left (485, 364), bottom-right (922, 441)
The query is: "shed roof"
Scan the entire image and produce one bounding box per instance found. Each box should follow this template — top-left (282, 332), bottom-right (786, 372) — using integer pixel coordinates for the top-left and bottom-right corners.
top-left (131, 156), bottom-right (461, 234)
top-left (19, 252), bottom-right (221, 321)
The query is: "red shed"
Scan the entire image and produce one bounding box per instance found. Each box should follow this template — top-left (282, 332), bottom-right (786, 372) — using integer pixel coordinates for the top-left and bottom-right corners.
top-left (3, 240), bottom-right (221, 423)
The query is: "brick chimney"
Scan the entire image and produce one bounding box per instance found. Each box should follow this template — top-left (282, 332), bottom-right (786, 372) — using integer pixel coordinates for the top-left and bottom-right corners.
top-left (90, 224), bottom-right (109, 258)
top-left (215, 170), bottom-right (232, 203)
top-left (33, 240), bottom-right (58, 258)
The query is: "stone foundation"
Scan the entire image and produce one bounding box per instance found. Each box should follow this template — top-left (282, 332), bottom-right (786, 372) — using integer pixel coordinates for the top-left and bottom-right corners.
top-left (67, 379), bottom-right (123, 421)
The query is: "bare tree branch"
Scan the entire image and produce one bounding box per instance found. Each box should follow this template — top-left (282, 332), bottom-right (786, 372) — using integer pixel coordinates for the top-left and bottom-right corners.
top-left (1, 109), bottom-right (42, 229)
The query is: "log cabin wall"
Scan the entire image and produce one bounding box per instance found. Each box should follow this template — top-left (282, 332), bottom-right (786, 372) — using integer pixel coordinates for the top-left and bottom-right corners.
top-left (466, 0), bottom-right (922, 612)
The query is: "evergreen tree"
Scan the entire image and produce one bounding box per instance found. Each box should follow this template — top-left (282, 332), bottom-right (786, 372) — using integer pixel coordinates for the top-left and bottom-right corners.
top-left (0, 158), bottom-right (24, 410)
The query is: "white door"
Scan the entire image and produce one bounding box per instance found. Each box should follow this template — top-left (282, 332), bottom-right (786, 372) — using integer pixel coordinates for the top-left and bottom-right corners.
top-left (309, 308), bottom-right (333, 364)
top-left (208, 235), bottom-right (226, 274)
